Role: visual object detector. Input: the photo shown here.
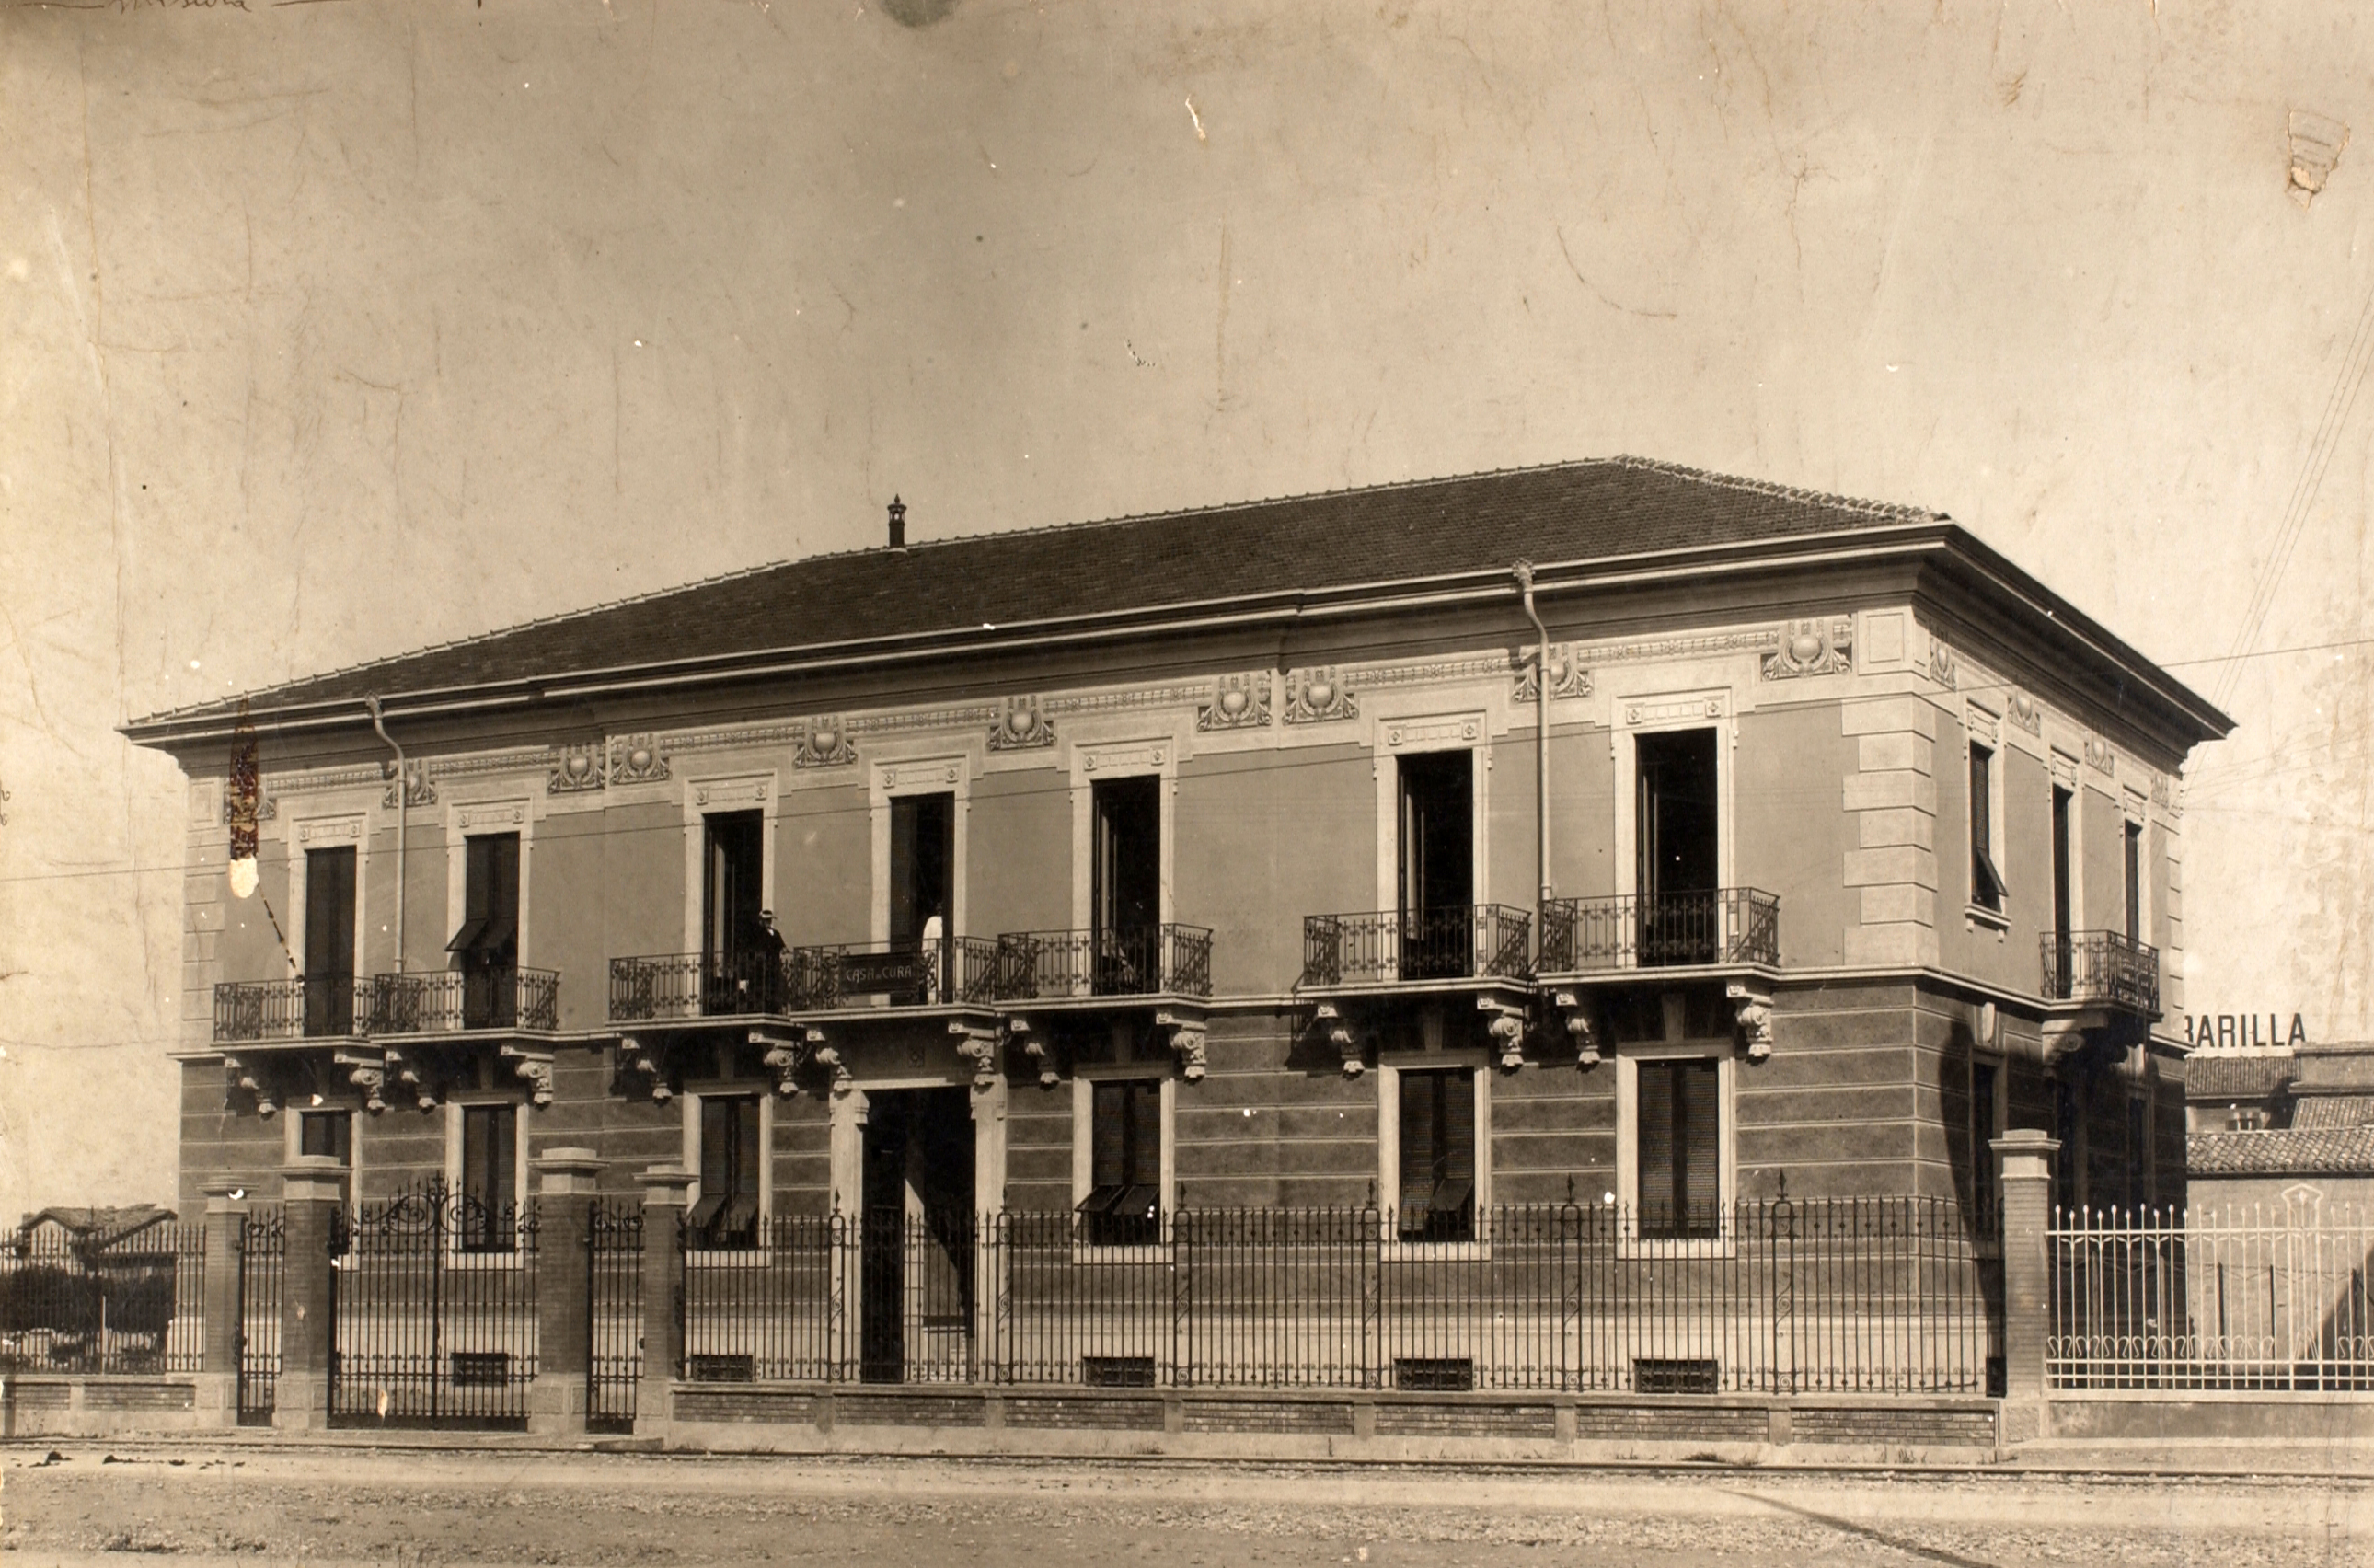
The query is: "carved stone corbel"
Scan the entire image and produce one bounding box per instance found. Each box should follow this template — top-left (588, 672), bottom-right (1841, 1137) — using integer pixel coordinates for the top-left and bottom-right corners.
top-left (1157, 1010), bottom-right (1209, 1082)
top-left (336, 1049), bottom-right (389, 1115)
top-left (1550, 989), bottom-right (1601, 1067)
top-left (384, 1044), bottom-right (440, 1111)
top-left (752, 1026), bottom-right (823, 1097)
top-left (2041, 1016), bottom-right (2094, 1070)
top-left (224, 1053), bottom-right (278, 1117)
top-left (1006, 1017), bottom-right (1060, 1088)
top-left (1727, 981), bottom-right (1775, 1063)
top-left (812, 1041), bottom-right (852, 1097)
top-left (1478, 997), bottom-right (1528, 1073)
top-left (501, 1045), bottom-right (555, 1107)
top-left (1312, 1003), bottom-right (1365, 1078)
top-left (951, 1020), bottom-right (1002, 1090)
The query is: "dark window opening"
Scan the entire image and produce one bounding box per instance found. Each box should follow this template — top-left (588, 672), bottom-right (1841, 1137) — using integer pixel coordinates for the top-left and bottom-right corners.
top-left (690, 1095), bottom-right (762, 1249)
top-left (2053, 1078), bottom-right (2082, 1216)
top-left (1397, 1067), bottom-right (1477, 1241)
top-left (1970, 1059), bottom-right (1999, 1220)
top-left (2124, 821), bottom-right (2144, 944)
top-left (459, 1103), bottom-right (517, 1253)
top-left (890, 793), bottom-right (955, 1002)
top-left (2049, 784), bottom-right (2074, 998)
top-left (449, 834), bottom-right (521, 1029)
top-left (1970, 744), bottom-right (2004, 914)
top-left (2127, 1092), bottom-right (2150, 1216)
top-left (304, 846), bottom-right (357, 1036)
top-left (299, 1110), bottom-right (351, 1163)
top-left (1078, 1078), bottom-right (1162, 1245)
top-left (1091, 777), bottom-right (1162, 996)
top-left (1397, 751), bottom-right (1475, 980)
top-left (1637, 1057), bottom-right (1720, 1239)
top-left (1636, 729), bottom-right (1721, 964)
top-left (703, 812), bottom-right (778, 1014)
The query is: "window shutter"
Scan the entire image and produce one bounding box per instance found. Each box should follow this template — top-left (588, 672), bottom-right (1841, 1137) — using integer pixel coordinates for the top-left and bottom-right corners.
top-left (1442, 1069), bottom-right (1475, 1186)
top-left (1126, 1081), bottom-right (1161, 1187)
top-left (1677, 1057), bottom-right (1720, 1227)
top-left (1398, 1072), bottom-right (1435, 1212)
top-left (1637, 1062), bottom-right (1677, 1228)
top-left (735, 1097), bottom-right (762, 1200)
top-left (1092, 1081), bottom-right (1125, 1190)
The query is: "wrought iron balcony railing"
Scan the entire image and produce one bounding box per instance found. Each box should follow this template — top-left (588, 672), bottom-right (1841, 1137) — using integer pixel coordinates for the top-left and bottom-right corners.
top-left (609, 951), bottom-right (795, 1023)
top-left (1535, 889), bottom-right (1780, 973)
top-left (2040, 930), bottom-right (2160, 1014)
top-left (787, 938), bottom-right (1001, 1010)
top-left (213, 976), bottom-right (375, 1043)
top-left (371, 967), bottom-right (561, 1033)
top-left (995, 924), bottom-right (1215, 1002)
top-left (1300, 905), bottom-right (1533, 987)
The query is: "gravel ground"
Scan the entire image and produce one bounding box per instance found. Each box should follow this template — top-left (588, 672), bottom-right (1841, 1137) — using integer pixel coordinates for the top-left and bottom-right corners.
top-left (4, 1446), bottom-right (2371, 1567)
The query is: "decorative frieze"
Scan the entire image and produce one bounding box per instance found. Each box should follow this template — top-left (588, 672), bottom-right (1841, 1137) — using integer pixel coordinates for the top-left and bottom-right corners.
top-left (881, 762), bottom-right (961, 790)
top-left (608, 733), bottom-right (671, 786)
top-left (1082, 743), bottom-right (1167, 774)
top-left (665, 722), bottom-right (802, 757)
top-left (383, 764), bottom-right (437, 810)
top-left (456, 803), bottom-right (527, 832)
top-left (1928, 639), bottom-right (1959, 691)
top-left (2085, 732), bottom-right (2116, 778)
top-left (430, 749), bottom-right (552, 783)
top-left (1284, 667), bottom-right (1358, 725)
top-left (692, 778), bottom-right (769, 810)
top-left (1384, 716), bottom-right (1481, 748)
top-left (847, 705), bottom-right (1000, 738)
top-left (1965, 703), bottom-right (2000, 748)
top-left (1342, 654), bottom-right (1515, 691)
top-left (988, 695), bottom-right (1055, 751)
top-left (1197, 673), bottom-right (1272, 731)
top-left (295, 818), bottom-right (363, 846)
top-left (2049, 750), bottom-right (2080, 790)
top-left (1048, 684), bottom-right (1207, 719)
top-left (548, 744), bottom-right (605, 794)
top-left (1511, 644), bottom-right (1592, 704)
top-left (1759, 617), bottom-right (1854, 680)
top-left (1622, 692), bottom-right (1727, 728)
top-left (1571, 628), bottom-right (1778, 666)
top-left (793, 718), bottom-right (857, 769)
top-left (2006, 690), bottom-right (2044, 736)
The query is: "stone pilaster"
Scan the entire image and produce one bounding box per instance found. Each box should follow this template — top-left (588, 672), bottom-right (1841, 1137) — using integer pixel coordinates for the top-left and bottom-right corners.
top-left (635, 1166), bottom-right (694, 1437)
top-left (1992, 1128), bottom-right (2059, 1444)
top-left (272, 1155), bottom-right (348, 1432)
top-left (195, 1182), bottom-right (248, 1427)
top-left (526, 1147), bottom-right (604, 1436)
top-left (1841, 695), bottom-right (1939, 966)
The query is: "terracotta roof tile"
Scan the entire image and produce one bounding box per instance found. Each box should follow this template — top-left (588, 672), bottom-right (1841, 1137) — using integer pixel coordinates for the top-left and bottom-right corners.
top-left (2184, 1055), bottom-right (2295, 1101)
top-left (2189, 1129), bottom-right (2374, 1177)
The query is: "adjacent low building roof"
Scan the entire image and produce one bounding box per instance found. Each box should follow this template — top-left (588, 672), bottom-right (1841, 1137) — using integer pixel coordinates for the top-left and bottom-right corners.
top-left (13, 1205), bottom-right (179, 1251)
top-left (121, 455), bottom-right (2232, 748)
top-left (2184, 1053), bottom-right (2296, 1101)
top-left (2189, 1129), bottom-right (2374, 1178)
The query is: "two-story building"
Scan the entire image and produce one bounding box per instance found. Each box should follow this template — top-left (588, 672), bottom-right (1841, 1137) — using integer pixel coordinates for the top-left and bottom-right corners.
top-left (128, 457), bottom-right (2228, 1262)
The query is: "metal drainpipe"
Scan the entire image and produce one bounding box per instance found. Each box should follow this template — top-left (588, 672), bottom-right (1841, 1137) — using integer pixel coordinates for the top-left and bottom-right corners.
top-left (1513, 562), bottom-right (1552, 907)
top-left (364, 696), bottom-right (407, 974)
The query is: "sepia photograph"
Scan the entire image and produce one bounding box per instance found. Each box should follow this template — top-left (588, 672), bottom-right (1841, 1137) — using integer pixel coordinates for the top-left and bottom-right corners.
top-left (4, 1), bottom-right (2373, 1562)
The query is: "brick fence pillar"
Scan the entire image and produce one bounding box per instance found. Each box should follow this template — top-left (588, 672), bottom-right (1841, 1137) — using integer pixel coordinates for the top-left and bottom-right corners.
top-left (527, 1147), bottom-right (605, 1437)
top-left (635, 1166), bottom-right (693, 1439)
top-left (195, 1182), bottom-right (248, 1428)
top-left (1992, 1128), bottom-right (2060, 1444)
top-left (273, 1154), bottom-right (348, 1432)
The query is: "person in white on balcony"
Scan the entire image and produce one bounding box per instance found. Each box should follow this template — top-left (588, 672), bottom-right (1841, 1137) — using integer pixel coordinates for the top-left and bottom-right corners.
top-left (920, 912), bottom-right (943, 1003)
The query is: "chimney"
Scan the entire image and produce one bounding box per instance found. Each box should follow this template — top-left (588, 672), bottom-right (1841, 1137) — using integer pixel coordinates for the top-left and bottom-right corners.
top-left (887, 495), bottom-right (907, 551)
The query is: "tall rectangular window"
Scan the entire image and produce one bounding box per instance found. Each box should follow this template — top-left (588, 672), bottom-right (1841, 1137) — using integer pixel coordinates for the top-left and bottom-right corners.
top-left (2124, 822), bottom-right (2144, 943)
top-left (2127, 1092), bottom-right (2150, 1216)
top-left (891, 792), bottom-right (955, 1001)
top-left (450, 834), bottom-right (521, 1029)
top-left (1969, 744), bottom-right (2004, 913)
top-left (1637, 1058), bottom-right (1720, 1239)
top-left (1397, 752), bottom-right (1475, 980)
top-left (1091, 777), bottom-right (1162, 996)
top-left (1078, 1079), bottom-right (1162, 1245)
top-left (2053, 1078), bottom-right (2082, 1216)
top-left (459, 1104), bottom-right (517, 1252)
top-left (702, 812), bottom-right (771, 1014)
top-left (1636, 729), bottom-right (1721, 964)
top-left (1970, 1060), bottom-right (1999, 1219)
top-left (690, 1096), bottom-right (762, 1249)
top-left (303, 846), bottom-right (357, 1036)
top-left (1397, 1067), bottom-right (1476, 1241)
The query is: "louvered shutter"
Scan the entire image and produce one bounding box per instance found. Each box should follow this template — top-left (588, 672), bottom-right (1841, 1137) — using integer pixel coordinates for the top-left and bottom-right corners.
top-left (1398, 1072), bottom-right (1436, 1214)
top-left (1092, 1080), bottom-right (1126, 1191)
top-left (1677, 1058), bottom-right (1719, 1232)
top-left (1637, 1062), bottom-right (1676, 1232)
top-left (1126, 1081), bottom-right (1161, 1187)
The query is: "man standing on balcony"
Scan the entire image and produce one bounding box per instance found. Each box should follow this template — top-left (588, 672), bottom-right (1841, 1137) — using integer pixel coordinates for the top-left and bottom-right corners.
top-left (754, 910), bottom-right (788, 1014)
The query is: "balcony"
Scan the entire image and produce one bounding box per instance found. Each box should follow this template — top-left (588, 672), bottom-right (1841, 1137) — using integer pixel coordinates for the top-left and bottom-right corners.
top-left (371, 967), bottom-right (561, 1034)
top-left (609, 951), bottom-right (791, 1023)
top-left (1535, 889), bottom-right (1780, 974)
top-left (213, 977), bottom-right (374, 1043)
top-left (995, 925), bottom-right (1215, 1002)
top-left (1300, 905), bottom-right (1533, 988)
top-left (2041, 931), bottom-right (2160, 1016)
top-left (787, 937), bottom-right (1001, 1010)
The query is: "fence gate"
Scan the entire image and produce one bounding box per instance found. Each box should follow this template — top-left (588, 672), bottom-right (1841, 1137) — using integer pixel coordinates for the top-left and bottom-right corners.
top-left (236, 1208), bottom-right (284, 1425)
top-left (587, 1199), bottom-right (642, 1432)
top-left (328, 1188), bottom-right (538, 1428)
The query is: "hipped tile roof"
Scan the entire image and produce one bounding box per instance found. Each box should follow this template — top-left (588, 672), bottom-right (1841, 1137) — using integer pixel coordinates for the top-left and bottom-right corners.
top-left (2189, 1129), bottom-right (2374, 1178)
top-left (2184, 1055), bottom-right (2296, 1101)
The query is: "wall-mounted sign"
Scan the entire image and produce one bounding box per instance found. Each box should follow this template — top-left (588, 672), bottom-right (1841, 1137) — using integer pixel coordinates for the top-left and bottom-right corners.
top-left (2184, 1013), bottom-right (2309, 1049)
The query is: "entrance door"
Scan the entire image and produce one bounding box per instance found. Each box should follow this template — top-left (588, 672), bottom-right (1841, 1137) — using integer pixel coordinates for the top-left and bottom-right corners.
top-left (702, 812), bottom-right (768, 1013)
top-left (1092, 776), bottom-right (1161, 995)
top-left (890, 794), bottom-right (955, 1002)
top-left (1636, 731), bottom-right (1719, 965)
top-left (450, 835), bottom-right (520, 1028)
top-left (304, 847), bottom-right (357, 1035)
top-left (859, 1086), bottom-right (975, 1383)
top-left (1398, 752), bottom-right (1474, 979)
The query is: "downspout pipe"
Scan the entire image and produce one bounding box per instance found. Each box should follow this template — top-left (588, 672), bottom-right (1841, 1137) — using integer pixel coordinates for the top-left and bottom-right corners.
top-left (1513, 563), bottom-right (1552, 907)
top-left (364, 696), bottom-right (407, 974)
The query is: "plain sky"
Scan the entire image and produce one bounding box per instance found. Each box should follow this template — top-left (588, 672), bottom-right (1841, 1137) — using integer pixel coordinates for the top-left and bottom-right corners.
top-left (4, 0), bottom-right (2371, 1216)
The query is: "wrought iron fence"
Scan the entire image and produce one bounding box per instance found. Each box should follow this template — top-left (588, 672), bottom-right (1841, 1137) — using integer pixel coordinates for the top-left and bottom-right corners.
top-left (2039, 931), bottom-right (2159, 1013)
top-left (995, 925), bottom-right (1216, 1001)
top-left (787, 938), bottom-right (1002, 1009)
top-left (213, 976), bottom-right (376, 1042)
top-left (2050, 1204), bottom-right (2374, 1390)
top-left (1300, 905), bottom-right (1534, 987)
top-left (588, 1199), bottom-right (643, 1432)
top-left (237, 1207), bottom-right (284, 1424)
top-left (609, 951), bottom-right (792, 1022)
top-left (328, 1187), bottom-right (539, 1427)
top-left (0, 1220), bottom-right (204, 1376)
top-left (678, 1199), bottom-right (1997, 1394)
top-left (371, 968), bottom-right (561, 1033)
top-left (1536, 889), bottom-right (1781, 973)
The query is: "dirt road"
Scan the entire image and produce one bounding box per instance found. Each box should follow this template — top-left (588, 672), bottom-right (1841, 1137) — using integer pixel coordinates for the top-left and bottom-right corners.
top-left (4, 1444), bottom-right (2369, 1566)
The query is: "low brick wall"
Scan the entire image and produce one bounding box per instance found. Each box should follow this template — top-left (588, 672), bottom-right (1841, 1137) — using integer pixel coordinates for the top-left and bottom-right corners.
top-left (657, 1382), bottom-right (2000, 1460)
top-left (0, 1375), bottom-right (217, 1438)
top-left (2046, 1394), bottom-right (2374, 1444)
